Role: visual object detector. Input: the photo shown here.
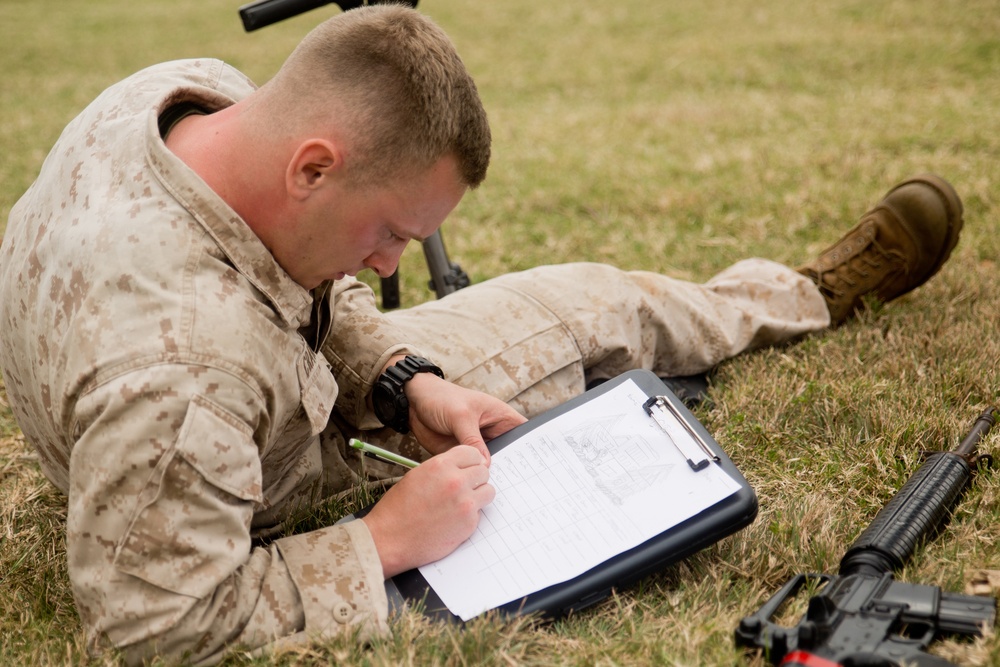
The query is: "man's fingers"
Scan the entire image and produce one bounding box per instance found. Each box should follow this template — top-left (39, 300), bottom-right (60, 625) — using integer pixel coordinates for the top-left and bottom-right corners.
top-left (442, 446), bottom-right (492, 495)
top-left (480, 406), bottom-right (527, 441)
top-left (449, 420), bottom-right (492, 463)
top-left (469, 439), bottom-right (491, 464)
top-left (465, 459), bottom-right (491, 488)
top-left (442, 443), bottom-right (488, 467)
top-left (473, 480), bottom-right (496, 506)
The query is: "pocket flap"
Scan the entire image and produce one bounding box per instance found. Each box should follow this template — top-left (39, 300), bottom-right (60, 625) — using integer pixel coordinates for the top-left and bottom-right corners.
top-left (114, 395), bottom-right (261, 598)
top-left (298, 351), bottom-right (338, 436)
top-left (176, 394), bottom-right (262, 501)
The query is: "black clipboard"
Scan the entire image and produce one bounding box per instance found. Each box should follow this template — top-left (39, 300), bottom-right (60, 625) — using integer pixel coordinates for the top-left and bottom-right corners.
top-left (364, 369), bottom-right (758, 621)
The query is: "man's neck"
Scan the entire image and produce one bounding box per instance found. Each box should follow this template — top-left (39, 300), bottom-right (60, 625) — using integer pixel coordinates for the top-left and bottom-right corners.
top-left (164, 105), bottom-right (232, 186)
top-left (164, 103), bottom-right (274, 230)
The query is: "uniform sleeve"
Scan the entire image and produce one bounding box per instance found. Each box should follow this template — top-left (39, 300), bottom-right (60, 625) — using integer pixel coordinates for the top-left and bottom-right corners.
top-left (321, 278), bottom-right (426, 427)
top-left (67, 365), bottom-right (388, 666)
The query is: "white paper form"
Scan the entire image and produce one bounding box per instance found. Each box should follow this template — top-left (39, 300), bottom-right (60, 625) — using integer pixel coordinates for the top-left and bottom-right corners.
top-left (418, 379), bottom-right (742, 620)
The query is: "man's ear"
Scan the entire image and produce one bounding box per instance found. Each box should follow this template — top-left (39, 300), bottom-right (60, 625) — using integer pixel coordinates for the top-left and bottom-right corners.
top-left (285, 139), bottom-right (342, 200)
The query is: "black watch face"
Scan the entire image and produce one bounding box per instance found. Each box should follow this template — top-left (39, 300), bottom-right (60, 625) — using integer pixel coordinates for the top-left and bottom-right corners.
top-left (373, 382), bottom-right (410, 432)
top-left (372, 385), bottom-right (397, 424)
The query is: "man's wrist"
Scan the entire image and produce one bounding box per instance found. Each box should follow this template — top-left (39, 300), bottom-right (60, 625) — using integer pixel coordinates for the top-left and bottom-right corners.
top-left (371, 355), bottom-right (444, 434)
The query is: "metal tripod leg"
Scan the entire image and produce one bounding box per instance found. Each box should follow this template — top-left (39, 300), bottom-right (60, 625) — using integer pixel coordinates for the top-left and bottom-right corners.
top-left (379, 230), bottom-right (470, 309)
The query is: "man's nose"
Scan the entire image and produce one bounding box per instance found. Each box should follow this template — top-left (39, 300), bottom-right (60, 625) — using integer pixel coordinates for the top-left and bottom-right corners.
top-left (364, 248), bottom-right (404, 278)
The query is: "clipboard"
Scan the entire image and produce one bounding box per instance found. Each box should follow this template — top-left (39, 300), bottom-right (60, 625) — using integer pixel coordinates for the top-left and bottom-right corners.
top-left (361, 369), bottom-right (758, 621)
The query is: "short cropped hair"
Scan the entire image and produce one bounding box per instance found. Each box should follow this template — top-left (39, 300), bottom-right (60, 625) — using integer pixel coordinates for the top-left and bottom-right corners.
top-left (264, 5), bottom-right (490, 188)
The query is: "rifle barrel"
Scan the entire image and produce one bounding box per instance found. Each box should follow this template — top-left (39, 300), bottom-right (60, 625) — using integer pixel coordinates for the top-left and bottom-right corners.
top-left (839, 408), bottom-right (996, 577)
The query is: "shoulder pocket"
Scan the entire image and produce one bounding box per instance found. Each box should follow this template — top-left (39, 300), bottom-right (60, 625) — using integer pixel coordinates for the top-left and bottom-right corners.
top-left (114, 394), bottom-right (262, 598)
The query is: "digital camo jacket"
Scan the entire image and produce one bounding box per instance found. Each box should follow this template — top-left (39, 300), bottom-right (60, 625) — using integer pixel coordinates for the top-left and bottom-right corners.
top-left (0, 54), bottom-right (836, 667)
top-left (0, 59), bottom-right (421, 664)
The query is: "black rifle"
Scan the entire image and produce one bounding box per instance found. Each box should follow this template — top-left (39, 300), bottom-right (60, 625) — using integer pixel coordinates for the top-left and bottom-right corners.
top-left (735, 408), bottom-right (998, 667)
top-left (239, 0), bottom-right (417, 31)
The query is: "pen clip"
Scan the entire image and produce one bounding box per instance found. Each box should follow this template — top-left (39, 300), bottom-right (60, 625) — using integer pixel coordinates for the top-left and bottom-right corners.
top-left (643, 395), bottom-right (717, 471)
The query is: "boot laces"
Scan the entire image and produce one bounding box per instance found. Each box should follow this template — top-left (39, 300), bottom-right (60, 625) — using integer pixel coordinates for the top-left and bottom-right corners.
top-left (817, 235), bottom-right (906, 299)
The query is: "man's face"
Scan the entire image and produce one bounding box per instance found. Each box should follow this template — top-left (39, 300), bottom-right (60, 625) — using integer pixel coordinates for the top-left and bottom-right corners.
top-left (284, 154), bottom-right (467, 290)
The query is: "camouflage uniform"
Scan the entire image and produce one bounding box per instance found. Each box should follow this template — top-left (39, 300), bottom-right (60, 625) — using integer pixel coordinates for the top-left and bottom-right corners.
top-left (0, 59), bottom-right (829, 664)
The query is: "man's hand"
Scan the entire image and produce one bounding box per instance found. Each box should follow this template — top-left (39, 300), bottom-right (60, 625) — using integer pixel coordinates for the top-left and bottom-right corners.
top-left (403, 372), bottom-right (527, 461)
top-left (361, 445), bottom-right (494, 577)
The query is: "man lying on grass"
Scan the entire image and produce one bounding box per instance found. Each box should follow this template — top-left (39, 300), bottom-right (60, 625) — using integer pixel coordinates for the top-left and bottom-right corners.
top-left (0, 5), bottom-right (962, 664)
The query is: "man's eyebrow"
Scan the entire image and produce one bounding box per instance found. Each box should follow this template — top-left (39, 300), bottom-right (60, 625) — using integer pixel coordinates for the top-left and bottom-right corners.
top-left (393, 224), bottom-right (427, 243)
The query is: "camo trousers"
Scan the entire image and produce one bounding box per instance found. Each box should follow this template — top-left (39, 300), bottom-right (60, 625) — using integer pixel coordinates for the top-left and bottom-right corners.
top-left (320, 258), bottom-right (829, 485)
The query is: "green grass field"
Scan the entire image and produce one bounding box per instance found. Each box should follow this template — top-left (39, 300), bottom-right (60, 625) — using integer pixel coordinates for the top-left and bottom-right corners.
top-left (2, 0), bottom-right (1000, 664)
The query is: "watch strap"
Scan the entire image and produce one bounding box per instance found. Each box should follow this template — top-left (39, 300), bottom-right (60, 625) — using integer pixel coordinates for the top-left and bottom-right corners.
top-left (373, 355), bottom-right (444, 433)
top-left (383, 355), bottom-right (444, 386)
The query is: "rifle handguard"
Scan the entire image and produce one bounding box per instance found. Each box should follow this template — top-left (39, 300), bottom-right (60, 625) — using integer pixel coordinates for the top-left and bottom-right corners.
top-left (840, 408), bottom-right (997, 577)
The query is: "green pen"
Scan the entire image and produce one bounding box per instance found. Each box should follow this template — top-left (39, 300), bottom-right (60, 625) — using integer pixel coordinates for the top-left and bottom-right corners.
top-left (349, 438), bottom-right (420, 469)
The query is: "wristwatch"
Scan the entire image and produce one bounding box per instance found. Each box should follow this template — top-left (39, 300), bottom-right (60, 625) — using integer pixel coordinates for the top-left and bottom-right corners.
top-left (371, 355), bottom-right (444, 433)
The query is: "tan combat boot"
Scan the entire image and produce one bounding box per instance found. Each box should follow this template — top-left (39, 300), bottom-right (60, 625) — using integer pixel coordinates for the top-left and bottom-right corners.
top-left (797, 174), bottom-right (963, 325)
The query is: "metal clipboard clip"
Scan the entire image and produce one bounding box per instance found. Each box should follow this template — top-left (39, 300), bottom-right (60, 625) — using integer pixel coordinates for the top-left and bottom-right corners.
top-left (643, 395), bottom-right (718, 472)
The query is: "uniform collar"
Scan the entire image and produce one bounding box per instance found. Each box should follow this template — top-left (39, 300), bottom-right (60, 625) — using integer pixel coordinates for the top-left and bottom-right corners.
top-left (145, 95), bottom-right (316, 330)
